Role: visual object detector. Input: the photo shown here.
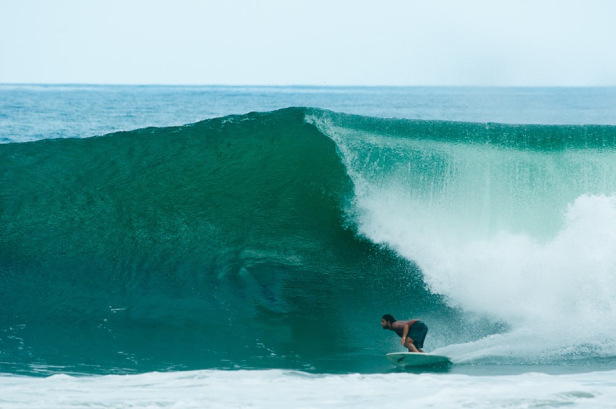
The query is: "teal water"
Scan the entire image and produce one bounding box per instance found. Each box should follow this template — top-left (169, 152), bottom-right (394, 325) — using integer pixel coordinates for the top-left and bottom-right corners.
top-left (0, 108), bottom-right (448, 374)
top-left (2, 87), bottom-right (616, 379)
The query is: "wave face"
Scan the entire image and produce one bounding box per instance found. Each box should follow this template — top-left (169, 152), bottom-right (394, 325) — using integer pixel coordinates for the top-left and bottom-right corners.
top-left (2, 107), bottom-right (616, 375)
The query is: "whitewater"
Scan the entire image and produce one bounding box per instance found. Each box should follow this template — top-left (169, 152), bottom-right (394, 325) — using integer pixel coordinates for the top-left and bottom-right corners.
top-left (3, 369), bottom-right (616, 409)
top-left (2, 85), bottom-right (616, 408)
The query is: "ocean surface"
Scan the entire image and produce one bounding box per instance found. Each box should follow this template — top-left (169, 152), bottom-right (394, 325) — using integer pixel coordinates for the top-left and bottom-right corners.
top-left (2, 84), bottom-right (616, 408)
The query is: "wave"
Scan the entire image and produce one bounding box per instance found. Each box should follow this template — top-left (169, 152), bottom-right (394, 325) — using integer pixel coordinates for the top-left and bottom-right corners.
top-left (2, 108), bottom-right (616, 374)
top-left (308, 110), bottom-right (616, 365)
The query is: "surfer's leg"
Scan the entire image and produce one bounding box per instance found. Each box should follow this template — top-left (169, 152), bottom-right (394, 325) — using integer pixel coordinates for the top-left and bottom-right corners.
top-left (409, 322), bottom-right (428, 353)
top-left (404, 337), bottom-right (419, 353)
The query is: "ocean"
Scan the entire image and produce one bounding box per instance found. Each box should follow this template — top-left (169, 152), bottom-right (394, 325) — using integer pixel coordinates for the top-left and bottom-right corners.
top-left (1, 84), bottom-right (616, 408)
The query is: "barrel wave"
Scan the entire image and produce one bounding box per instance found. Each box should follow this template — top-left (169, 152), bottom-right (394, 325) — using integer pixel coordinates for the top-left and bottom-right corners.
top-left (2, 107), bottom-right (616, 375)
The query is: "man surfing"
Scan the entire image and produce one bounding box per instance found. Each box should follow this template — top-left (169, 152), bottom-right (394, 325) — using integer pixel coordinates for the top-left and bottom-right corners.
top-left (381, 314), bottom-right (428, 353)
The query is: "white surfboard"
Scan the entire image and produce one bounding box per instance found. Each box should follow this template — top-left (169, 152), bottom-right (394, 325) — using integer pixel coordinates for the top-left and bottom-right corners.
top-left (386, 352), bottom-right (451, 367)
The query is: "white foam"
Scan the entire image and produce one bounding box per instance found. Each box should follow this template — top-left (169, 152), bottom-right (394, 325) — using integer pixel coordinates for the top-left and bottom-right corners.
top-left (1, 369), bottom-right (615, 409)
top-left (357, 191), bottom-right (616, 359)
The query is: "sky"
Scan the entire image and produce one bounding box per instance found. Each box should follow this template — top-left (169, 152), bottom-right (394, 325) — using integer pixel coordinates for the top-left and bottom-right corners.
top-left (1, 0), bottom-right (615, 86)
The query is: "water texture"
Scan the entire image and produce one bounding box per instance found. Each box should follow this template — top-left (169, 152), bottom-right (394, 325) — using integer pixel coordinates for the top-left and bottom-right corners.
top-left (3, 103), bottom-right (616, 375)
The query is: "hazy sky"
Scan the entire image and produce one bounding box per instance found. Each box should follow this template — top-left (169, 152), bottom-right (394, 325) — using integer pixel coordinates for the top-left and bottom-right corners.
top-left (1, 0), bottom-right (615, 86)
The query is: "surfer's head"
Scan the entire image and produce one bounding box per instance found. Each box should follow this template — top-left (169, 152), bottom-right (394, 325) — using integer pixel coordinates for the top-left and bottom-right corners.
top-left (381, 314), bottom-right (396, 329)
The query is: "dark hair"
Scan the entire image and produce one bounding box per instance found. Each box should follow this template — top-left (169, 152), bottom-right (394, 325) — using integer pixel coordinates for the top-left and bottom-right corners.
top-left (382, 314), bottom-right (396, 324)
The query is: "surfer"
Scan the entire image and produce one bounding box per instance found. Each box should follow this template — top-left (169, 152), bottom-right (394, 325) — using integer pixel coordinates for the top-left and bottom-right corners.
top-left (381, 314), bottom-right (428, 353)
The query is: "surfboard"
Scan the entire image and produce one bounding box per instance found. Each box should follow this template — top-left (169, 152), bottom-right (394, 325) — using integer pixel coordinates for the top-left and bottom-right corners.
top-left (386, 352), bottom-right (451, 368)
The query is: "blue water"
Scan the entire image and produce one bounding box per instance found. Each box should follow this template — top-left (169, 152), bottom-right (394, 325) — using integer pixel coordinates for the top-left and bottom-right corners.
top-left (2, 85), bottom-right (616, 144)
top-left (1, 85), bottom-right (616, 408)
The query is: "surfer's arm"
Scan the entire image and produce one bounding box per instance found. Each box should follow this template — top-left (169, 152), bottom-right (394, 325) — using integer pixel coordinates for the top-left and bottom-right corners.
top-left (400, 324), bottom-right (409, 344)
top-left (400, 320), bottom-right (419, 344)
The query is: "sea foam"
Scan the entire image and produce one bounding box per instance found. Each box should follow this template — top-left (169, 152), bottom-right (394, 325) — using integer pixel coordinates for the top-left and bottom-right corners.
top-left (1, 369), bottom-right (615, 409)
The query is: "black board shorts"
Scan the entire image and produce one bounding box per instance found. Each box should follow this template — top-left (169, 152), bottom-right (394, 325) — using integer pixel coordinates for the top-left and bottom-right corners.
top-left (407, 321), bottom-right (428, 349)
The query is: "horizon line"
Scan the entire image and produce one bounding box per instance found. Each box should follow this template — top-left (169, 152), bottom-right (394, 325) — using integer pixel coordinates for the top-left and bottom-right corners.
top-left (2, 82), bottom-right (616, 89)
